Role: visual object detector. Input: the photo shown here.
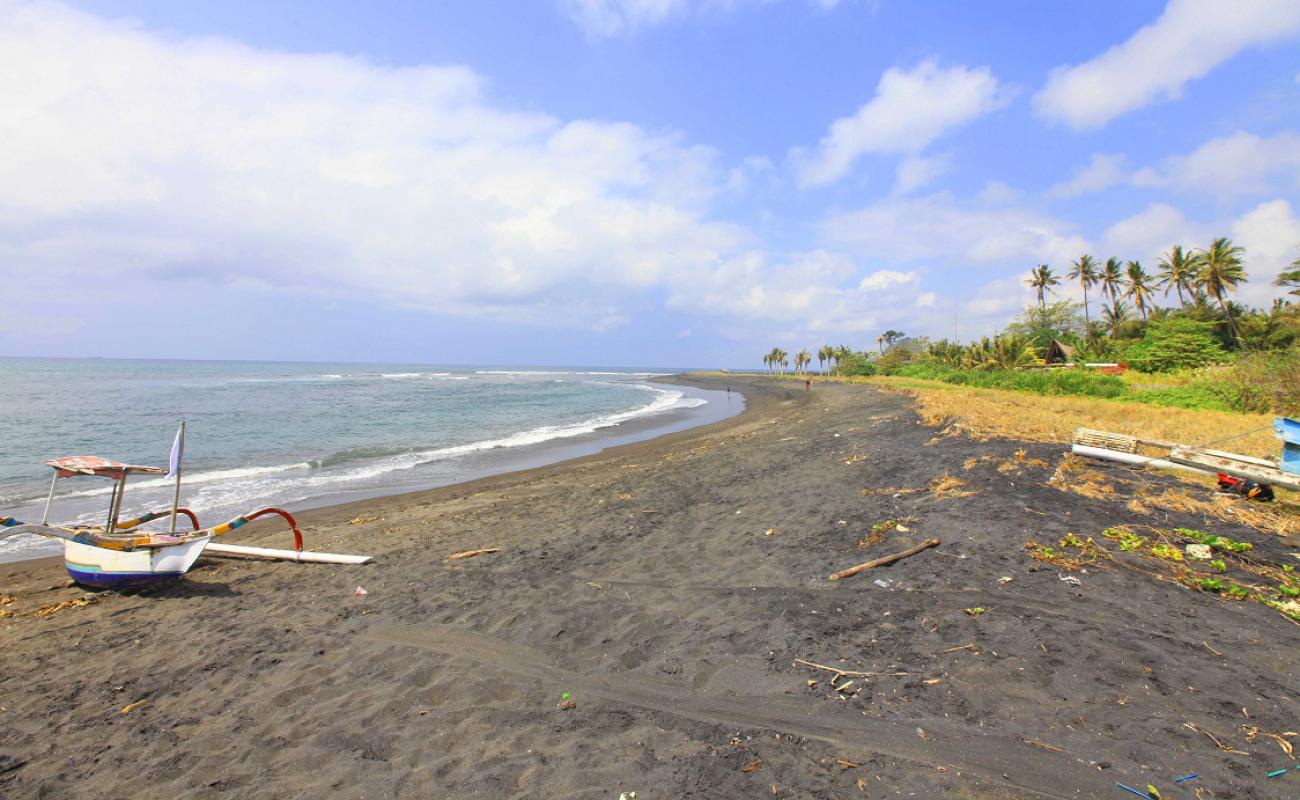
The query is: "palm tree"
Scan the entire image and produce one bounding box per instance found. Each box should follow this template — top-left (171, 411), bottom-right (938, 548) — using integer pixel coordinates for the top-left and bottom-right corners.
top-left (795, 349), bottom-right (811, 375)
top-left (817, 344), bottom-right (833, 375)
top-left (1099, 257), bottom-right (1124, 303)
top-left (1156, 245), bottom-right (1197, 308)
top-left (1195, 237), bottom-right (1248, 341)
top-left (1275, 253), bottom-right (1300, 298)
top-left (777, 350), bottom-right (789, 374)
top-left (765, 347), bottom-right (784, 374)
top-left (1026, 264), bottom-right (1059, 310)
top-left (1102, 298), bottom-right (1131, 338)
top-left (834, 345), bottom-right (852, 375)
top-left (1067, 255), bottom-right (1100, 330)
top-left (1125, 260), bottom-right (1156, 321)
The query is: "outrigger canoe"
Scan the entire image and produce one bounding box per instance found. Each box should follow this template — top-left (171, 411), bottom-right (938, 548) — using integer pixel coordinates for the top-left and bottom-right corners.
top-left (2, 446), bottom-right (371, 589)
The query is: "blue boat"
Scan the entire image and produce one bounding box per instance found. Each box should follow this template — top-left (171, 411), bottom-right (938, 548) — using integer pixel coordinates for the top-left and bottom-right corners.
top-left (1276, 417), bottom-right (1300, 476)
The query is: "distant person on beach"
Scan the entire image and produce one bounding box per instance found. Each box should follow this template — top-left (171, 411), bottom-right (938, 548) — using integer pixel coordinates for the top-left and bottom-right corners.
top-left (805, 379), bottom-right (811, 391)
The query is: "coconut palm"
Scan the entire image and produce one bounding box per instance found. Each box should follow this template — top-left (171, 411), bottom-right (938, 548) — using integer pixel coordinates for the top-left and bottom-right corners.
top-left (1156, 245), bottom-right (1197, 308)
top-left (1099, 257), bottom-right (1124, 303)
top-left (766, 347), bottom-right (784, 374)
top-left (795, 349), bottom-right (811, 375)
top-left (1275, 254), bottom-right (1300, 298)
top-left (1195, 237), bottom-right (1249, 341)
top-left (1125, 260), bottom-right (1156, 321)
top-left (834, 345), bottom-right (853, 375)
top-left (1067, 255), bottom-right (1100, 330)
top-left (1026, 264), bottom-right (1060, 311)
top-left (817, 344), bottom-right (834, 375)
top-left (1102, 298), bottom-right (1131, 338)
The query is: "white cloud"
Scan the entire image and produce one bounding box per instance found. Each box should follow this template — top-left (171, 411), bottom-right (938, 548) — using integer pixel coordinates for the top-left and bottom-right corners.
top-left (894, 152), bottom-right (951, 195)
top-left (663, 249), bottom-right (926, 334)
top-left (725, 154), bottom-right (777, 192)
top-left (559, 0), bottom-right (688, 38)
top-left (792, 60), bottom-right (1007, 187)
top-left (558, 0), bottom-right (855, 38)
top-left (1099, 203), bottom-right (1205, 263)
top-left (1, 1), bottom-right (952, 345)
top-left (1049, 154), bottom-right (1127, 198)
top-left (1132, 131), bottom-right (1300, 197)
top-left (1034, 0), bottom-right (1300, 129)
top-left (977, 180), bottom-right (1021, 206)
top-left (0, 2), bottom-right (756, 331)
top-left (822, 192), bottom-right (1089, 267)
top-left (1232, 199), bottom-right (1300, 306)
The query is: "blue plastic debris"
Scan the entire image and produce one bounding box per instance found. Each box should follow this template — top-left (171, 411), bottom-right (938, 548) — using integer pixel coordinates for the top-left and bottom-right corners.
top-left (1173, 773), bottom-right (1198, 783)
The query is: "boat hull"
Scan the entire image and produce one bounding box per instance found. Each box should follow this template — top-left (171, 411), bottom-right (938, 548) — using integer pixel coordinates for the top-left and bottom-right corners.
top-left (63, 536), bottom-right (212, 589)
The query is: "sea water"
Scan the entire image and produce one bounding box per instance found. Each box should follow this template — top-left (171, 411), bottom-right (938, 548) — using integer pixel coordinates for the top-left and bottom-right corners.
top-left (0, 358), bottom-right (739, 561)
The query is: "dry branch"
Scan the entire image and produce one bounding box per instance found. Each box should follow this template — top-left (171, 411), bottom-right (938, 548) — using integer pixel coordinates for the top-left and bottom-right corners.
top-left (445, 547), bottom-right (500, 560)
top-left (793, 658), bottom-right (909, 678)
top-left (828, 538), bottom-right (940, 581)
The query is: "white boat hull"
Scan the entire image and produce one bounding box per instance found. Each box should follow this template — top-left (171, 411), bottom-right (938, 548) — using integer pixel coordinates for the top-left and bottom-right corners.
top-left (63, 536), bottom-right (212, 589)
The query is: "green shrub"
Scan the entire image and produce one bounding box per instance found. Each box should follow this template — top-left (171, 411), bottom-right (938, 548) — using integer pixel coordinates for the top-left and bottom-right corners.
top-left (1216, 348), bottom-right (1300, 416)
top-left (1124, 317), bottom-right (1229, 373)
top-left (894, 364), bottom-right (1126, 398)
top-left (837, 352), bottom-right (877, 377)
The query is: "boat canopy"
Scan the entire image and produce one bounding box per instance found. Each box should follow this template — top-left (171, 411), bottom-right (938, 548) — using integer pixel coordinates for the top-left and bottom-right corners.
top-left (44, 456), bottom-right (163, 478)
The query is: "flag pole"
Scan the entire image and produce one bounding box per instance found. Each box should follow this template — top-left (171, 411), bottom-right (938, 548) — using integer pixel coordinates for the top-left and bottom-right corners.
top-left (169, 421), bottom-right (185, 533)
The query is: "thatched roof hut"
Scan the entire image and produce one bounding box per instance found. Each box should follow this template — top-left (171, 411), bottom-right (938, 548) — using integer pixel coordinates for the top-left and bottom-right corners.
top-left (1045, 339), bottom-right (1076, 364)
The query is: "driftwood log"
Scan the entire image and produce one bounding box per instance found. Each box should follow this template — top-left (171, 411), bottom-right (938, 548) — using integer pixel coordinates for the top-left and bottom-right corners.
top-left (827, 538), bottom-right (940, 581)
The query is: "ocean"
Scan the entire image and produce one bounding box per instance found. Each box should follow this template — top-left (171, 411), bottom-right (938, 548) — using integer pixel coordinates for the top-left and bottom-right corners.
top-left (0, 358), bottom-right (739, 562)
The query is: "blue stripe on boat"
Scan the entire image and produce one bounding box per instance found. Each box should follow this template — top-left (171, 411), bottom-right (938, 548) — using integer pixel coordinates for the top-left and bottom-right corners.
top-left (65, 566), bottom-right (185, 589)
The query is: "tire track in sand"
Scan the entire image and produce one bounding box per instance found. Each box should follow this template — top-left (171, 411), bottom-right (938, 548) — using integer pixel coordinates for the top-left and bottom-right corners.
top-left (368, 621), bottom-right (1113, 800)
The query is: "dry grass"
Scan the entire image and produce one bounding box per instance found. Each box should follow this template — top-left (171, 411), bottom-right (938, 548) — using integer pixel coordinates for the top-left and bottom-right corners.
top-left (1051, 455), bottom-right (1300, 536)
top-left (964, 448), bottom-right (1049, 475)
top-left (861, 486), bottom-right (923, 496)
top-left (865, 376), bottom-right (1279, 459)
top-left (928, 472), bottom-right (976, 499)
top-left (1050, 455), bottom-right (1120, 501)
top-left (1126, 487), bottom-right (1300, 537)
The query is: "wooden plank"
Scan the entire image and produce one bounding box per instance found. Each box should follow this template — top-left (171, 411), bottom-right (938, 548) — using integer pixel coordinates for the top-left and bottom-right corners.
top-left (1168, 448), bottom-right (1300, 493)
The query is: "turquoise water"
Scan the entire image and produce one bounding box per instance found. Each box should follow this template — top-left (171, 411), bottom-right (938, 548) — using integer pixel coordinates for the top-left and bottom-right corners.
top-left (0, 358), bottom-right (735, 560)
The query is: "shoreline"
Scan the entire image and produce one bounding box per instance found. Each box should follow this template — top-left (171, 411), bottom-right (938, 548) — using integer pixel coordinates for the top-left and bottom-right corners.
top-left (0, 377), bottom-right (745, 566)
top-left (0, 374), bottom-right (777, 579)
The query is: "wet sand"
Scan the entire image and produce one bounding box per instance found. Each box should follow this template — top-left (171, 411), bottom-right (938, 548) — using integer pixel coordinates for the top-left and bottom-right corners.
top-left (1, 375), bottom-right (1297, 799)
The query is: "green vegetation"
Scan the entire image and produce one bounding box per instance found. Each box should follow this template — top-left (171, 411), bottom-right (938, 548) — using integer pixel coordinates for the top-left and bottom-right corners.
top-left (760, 236), bottom-right (1300, 416)
top-left (1173, 528), bottom-right (1253, 553)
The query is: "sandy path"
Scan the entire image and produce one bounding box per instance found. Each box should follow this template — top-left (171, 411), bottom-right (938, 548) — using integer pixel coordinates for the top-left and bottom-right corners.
top-left (1, 376), bottom-right (1296, 799)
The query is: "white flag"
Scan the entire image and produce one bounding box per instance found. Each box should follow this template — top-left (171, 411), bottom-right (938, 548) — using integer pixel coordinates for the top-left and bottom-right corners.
top-left (167, 422), bottom-right (185, 478)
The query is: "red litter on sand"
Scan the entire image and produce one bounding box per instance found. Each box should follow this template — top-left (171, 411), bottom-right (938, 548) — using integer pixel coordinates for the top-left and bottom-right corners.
top-left (354, 586), bottom-right (367, 596)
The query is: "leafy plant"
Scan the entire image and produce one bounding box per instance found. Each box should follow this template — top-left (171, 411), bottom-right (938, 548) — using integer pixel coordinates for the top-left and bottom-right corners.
top-left (963, 607), bottom-right (986, 617)
top-left (1225, 582), bottom-right (1251, 600)
top-left (1192, 577), bottom-right (1224, 592)
top-left (1151, 543), bottom-right (1184, 562)
top-left (1209, 559), bottom-right (1227, 572)
top-left (1173, 528), bottom-right (1252, 553)
top-left (1060, 533), bottom-right (1087, 549)
top-left (1124, 317), bottom-right (1228, 373)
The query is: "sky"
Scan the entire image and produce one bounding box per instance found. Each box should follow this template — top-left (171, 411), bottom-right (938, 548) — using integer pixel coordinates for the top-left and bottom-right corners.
top-left (1, 0), bottom-right (1299, 368)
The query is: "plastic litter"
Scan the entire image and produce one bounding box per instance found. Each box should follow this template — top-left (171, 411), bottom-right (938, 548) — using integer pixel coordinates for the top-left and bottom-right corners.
top-left (1058, 574), bottom-right (1082, 586)
top-left (872, 579), bottom-right (891, 588)
top-left (354, 586), bottom-right (368, 596)
top-left (1173, 773), bottom-right (1198, 783)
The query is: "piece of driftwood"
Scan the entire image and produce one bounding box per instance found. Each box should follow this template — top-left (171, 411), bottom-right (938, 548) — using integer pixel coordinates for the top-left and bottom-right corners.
top-left (827, 538), bottom-right (940, 581)
top-left (445, 547), bottom-right (500, 560)
top-left (793, 658), bottom-right (909, 678)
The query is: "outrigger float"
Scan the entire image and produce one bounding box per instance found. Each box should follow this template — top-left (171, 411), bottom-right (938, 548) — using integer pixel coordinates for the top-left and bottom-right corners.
top-left (1, 426), bottom-right (372, 589)
top-left (1071, 417), bottom-right (1300, 493)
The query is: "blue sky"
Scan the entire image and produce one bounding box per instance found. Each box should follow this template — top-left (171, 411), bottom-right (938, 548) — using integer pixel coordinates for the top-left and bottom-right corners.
top-left (2, 0), bottom-right (1298, 367)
